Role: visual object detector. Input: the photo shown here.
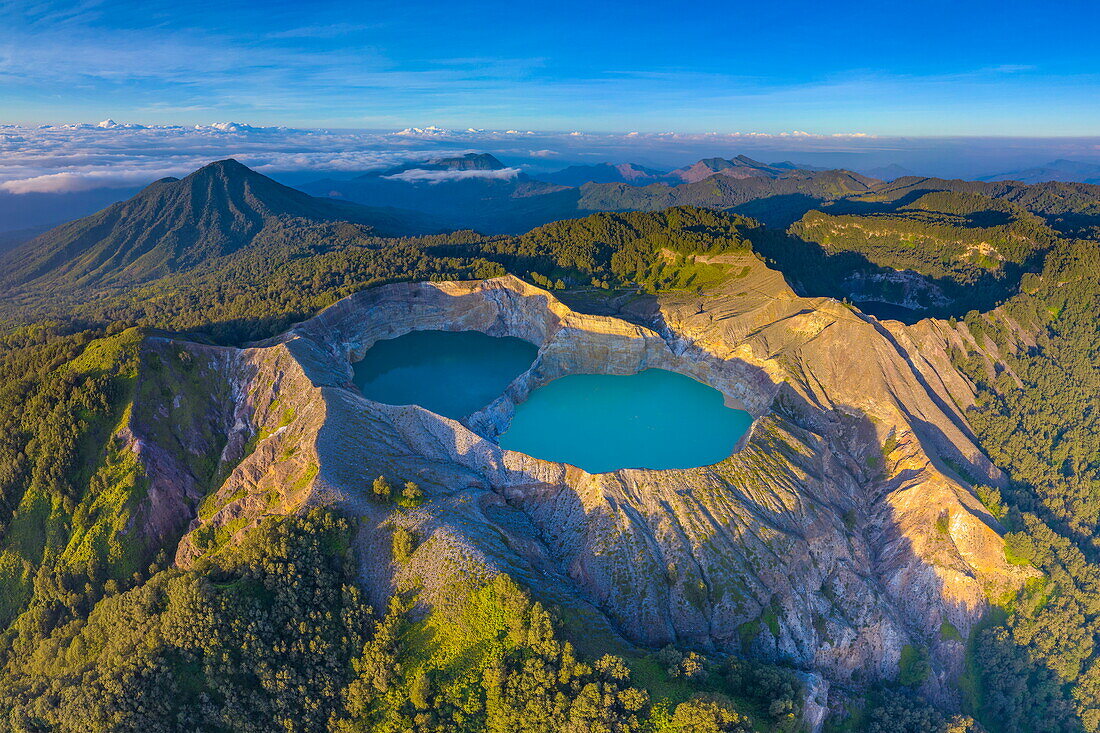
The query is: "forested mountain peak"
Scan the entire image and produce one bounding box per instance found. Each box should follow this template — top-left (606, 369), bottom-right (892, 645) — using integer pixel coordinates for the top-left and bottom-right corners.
top-left (0, 160), bottom-right (435, 290)
top-left (190, 156), bottom-right (256, 178)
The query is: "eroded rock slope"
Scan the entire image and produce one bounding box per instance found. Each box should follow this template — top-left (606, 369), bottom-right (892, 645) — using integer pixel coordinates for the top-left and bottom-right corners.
top-left (129, 261), bottom-right (1029, 712)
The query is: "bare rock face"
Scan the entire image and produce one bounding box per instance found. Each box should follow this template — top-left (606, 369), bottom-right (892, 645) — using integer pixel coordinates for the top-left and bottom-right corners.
top-left (147, 263), bottom-right (1029, 711)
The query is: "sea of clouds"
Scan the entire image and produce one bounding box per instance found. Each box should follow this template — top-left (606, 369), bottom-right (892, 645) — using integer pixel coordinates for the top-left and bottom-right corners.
top-left (0, 121), bottom-right (900, 195)
top-left (2, 121), bottom-right (1100, 197)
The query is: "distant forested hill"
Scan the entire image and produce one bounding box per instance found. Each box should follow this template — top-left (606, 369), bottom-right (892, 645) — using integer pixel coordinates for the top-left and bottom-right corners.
top-left (756, 189), bottom-right (1064, 317)
top-left (577, 168), bottom-right (879, 228)
top-left (853, 175), bottom-right (1100, 238)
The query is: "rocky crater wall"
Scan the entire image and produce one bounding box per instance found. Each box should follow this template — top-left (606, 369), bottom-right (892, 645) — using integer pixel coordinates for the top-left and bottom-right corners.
top-left (154, 270), bottom-right (1032, 717)
top-left (275, 275), bottom-right (774, 439)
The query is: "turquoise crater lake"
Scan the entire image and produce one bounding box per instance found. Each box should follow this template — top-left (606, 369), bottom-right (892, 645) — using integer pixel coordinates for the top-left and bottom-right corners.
top-left (352, 330), bottom-right (538, 420)
top-left (353, 331), bottom-right (752, 473)
top-left (499, 369), bottom-right (753, 473)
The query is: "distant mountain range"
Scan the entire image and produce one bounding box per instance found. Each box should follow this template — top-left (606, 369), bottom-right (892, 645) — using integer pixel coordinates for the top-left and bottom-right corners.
top-left (2, 156), bottom-right (884, 292)
top-left (299, 153), bottom-right (576, 234)
top-left (536, 154), bottom-right (825, 187)
top-left (301, 153), bottom-right (879, 233)
top-left (664, 155), bottom-right (812, 183)
top-left (8, 158), bottom-right (1100, 319)
top-left (858, 163), bottom-right (913, 182)
top-left (979, 158), bottom-right (1100, 185)
top-left (27, 156), bottom-right (1100, 298)
top-left (371, 152), bottom-right (510, 177)
top-left (537, 162), bottom-right (668, 186)
top-left (577, 169), bottom-right (879, 228)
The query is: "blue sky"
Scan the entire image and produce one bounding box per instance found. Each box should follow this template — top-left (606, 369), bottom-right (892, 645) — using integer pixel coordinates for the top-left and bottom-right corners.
top-left (2, 0), bottom-right (1099, 135)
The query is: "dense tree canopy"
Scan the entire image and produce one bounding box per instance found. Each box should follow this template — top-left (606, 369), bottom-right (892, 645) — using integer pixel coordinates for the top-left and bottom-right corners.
top-left (949, 237), bottom-right (1100, 731)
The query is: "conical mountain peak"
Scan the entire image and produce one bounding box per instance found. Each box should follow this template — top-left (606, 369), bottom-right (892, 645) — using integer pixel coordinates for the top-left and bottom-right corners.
top-left (0, 160), bottom-right (434, 289)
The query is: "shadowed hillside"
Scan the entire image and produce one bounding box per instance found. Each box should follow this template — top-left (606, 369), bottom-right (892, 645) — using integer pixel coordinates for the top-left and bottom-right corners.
top-left (852, 175), bottom-right (1100, 238)
top-left (579, 168), bottom-right (879, 228)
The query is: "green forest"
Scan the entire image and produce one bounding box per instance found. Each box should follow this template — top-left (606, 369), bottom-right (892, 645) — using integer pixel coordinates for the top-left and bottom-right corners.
top-left (0, 509), bottom-right (809, 732)
top-left (950, 238), bottom-right (1100, 732)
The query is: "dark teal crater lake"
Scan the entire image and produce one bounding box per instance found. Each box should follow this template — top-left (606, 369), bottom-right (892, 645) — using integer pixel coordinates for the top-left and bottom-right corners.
top-left (499, 369), bottom-right (753, 473)
top-left (352, 330), bottom-right (538, 420)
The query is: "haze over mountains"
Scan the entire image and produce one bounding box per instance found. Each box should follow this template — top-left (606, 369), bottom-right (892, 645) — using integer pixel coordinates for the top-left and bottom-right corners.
top-left (299, 153), bottom-right (880, 233)
top-left (299, 153), bottom-right (576, 234)
top-left (537, 155), bottom-right (823, 186)
top-left (979, 158), bottom-right (1100, 185)
top-left (5, 123), bottom-right (1100, 239)
top-left (6, 152), bottom-right (1093, 248)
top-left (0, 186), bottom-right (146, 235)
top-left (5, 121), bottom-right (1100, 244)
top-left (538, 161), bottom-right (669, 186)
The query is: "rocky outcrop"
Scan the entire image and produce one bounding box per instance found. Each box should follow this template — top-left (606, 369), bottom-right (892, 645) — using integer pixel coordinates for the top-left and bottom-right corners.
top-left (120, 338), bottom-right (240, 548)
top-left (145, 264), bottom-right (1029, 712)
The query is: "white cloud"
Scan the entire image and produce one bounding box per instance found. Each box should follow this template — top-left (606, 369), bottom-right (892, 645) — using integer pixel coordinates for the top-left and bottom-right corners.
top-left (394, 126), bottom-right (451, 137)
top-left (0, 123), bottom-right (478, 191)
top-left (265, 23), bottom-right (379, 40)
top-left (983, 64), bottom-right (1037, 74)
top-left (0, 169), bottom-right (182, 194)
top-left (382, 167), bottom-right (521, 184)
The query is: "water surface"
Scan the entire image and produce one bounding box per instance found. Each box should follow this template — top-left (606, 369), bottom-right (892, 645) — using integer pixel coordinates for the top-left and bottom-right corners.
top-left (499, 368), bottom-right (752, 473)
top-left (856, 300), bottom-right (922, 323)
top-left (352, 330), bottom-right (537, 419)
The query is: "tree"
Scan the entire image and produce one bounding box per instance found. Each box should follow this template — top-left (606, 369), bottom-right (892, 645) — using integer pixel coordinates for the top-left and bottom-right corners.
top-left (975, 485), bottom-right (1008, 520)
top-left (399, 480), bottom-right (423, 507)
top-left (372, 475), bottom-right (392, 501)
top-left (392, 527), bottom-right (416, 563)
top-left (670, 694), bottom-right (751, 733)
top-left (409, 670), bottom-right (431, 710)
